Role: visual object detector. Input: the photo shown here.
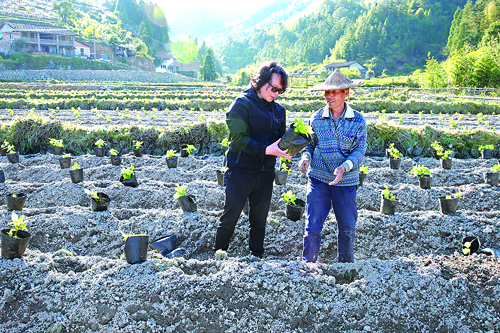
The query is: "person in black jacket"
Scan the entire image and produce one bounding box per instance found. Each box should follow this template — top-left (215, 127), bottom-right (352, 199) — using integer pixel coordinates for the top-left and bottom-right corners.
top-left (213, 61), bottom-right (290, 258)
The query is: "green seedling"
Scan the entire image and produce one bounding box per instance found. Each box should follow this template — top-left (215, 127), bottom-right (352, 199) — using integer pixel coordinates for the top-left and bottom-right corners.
top-left (491, 164), bottom-right (500, 173)
top-left (214, 249), bottom-right (228, 260)
top-left (71, 162), bottom-right (81, 170)
top-left (442, 150), bottom-right (453, 159)
top-left (173, 185), bottom-right (187, 199)
top-left (120, 230), bottom-right (146, 242)
top-left (381, 186), bottom-right (396, 201)
top-left (220, 138), bottom-right (229, 148)
top-left (478, 144), bottom-right (494, 151)
top-left (185, 144), bottom-right (197, 155)
top-left (109, 149), bottom-right (119, 156)
top-left (6, 145), bottom-right (16, 154)
top-left (446, 192), bottom-right (463, 200)
top-left (293, 117), bottom-right (312, 135)
top-left (95, 139), bottom-right (105, 148)
top-left (62, 153), bottom-right (71, 158)
top-left (1, 140), bottom-right (9, 148)
top-left (133, 141), bottom-right (143, 149)
top-left (456, 238), bottom-right (475, 255)
top-left (388, 143), bottom-right (402, 159)
top-left (8, 212), bottom-right (26, 238)
top-left (120, 164), bottom-right (134, 180)
top-left (280, 163), bottom-right (290, 173)
top-left (219, 166), bottom-right (229, 174)
top-left (283, 190), bottom-right (297, 206)
top-left (84, 189), bottom-right (102, 203)
top-left (49, 138), bottom-right (64, 147)
top-left (359, 165), bottom-right (369, 174)
top-left (410, 164), bottom-right (431, 177)
top-left (166, 150), bottom-right (176, 159)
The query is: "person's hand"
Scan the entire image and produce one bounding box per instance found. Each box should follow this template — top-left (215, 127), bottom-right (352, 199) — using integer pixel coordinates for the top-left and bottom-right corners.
top-left (298, 158), bottom-right (309, 175)
top-left (265, 138), bottom-right (291, 159)
top-left (329, 166), bottom-right (346, 185)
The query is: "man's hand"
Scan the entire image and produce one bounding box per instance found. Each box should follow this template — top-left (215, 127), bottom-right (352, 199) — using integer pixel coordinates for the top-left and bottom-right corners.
top-left (266, 138), bottom-right (291, 159)
top-left (298, 158), bottom-right (309, 175)
top-left (329, 166), bottom-right (346, 185)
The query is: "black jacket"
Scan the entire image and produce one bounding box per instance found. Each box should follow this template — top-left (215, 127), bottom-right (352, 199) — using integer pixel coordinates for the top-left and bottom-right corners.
top-left (226, 87), bottom-right (286, 172)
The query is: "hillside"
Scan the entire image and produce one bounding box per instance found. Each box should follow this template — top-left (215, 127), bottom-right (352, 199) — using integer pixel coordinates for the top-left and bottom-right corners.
top-left (216, 0), bottom-right (469, 74)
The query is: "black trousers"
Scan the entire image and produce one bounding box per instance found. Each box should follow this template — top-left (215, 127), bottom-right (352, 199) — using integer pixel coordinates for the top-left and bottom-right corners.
top-left (214, 168), bottom-right (275, 257)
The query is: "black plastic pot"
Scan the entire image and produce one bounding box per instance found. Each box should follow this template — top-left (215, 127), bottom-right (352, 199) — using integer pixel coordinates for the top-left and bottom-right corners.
top-left (59, 157), bottom-right (71, 169)
top-left (380, 197), bottom-right (399, 215)
top-left (441, 158), bottom-right (452, 170)
top-left (180, 145), bottom-right (189, 157)
top-left (133, 148), bottom-right (143, 157)
top-left (124, 235), bottom-right (149, 264)
top-left (278, 124), bottom-right (312, 156)
top-left (1, 229), bottom-right (31, 259)
top-left (274, 170), bottom-right (288, 185)
top-left (286, 199), bottom-right (306, 221)
top-left (69, 168), bottom-right (83, 183)
top-left (150, 234), bottom-right (177, 257)
top-left (359, 172), bottom-right (367, 186)
top-left (178, 195), bottom-right (197, 213)
top-left (216, 169), bottom-right (225, 186)
top-left (462, 236), bottom-right (480, 256)
top-left (484, 172), bottom-right (499, 186)
top-left (418, 175), bottom-right (432, 189)
top-left (110, 155), bottom-right (122, 166)
top-left (439, 197), bottom-right (458, 215)
top-left (120, 174), bottom-right (138, 187)
top-left (52, 146), bottom-right (63, 155)
top-left (0, 169), bottom-right (5, 183)
top-left (94, 147), bottom-right (105, 157)
top-left (6, 193), bottom-right (27, 211)
top-left (389, 158), bottom-right (401, 170)
top-left (7, 153), bottom-right (19, 164)
top-left (90, 192), bottom-right (110, 212)
top-left (0, 146), bottom-right (7, 156)
top-left (385, 149), bottom-right (391, 158)
top-left (165, 247), bottom-right (190, 259)
top-left (481, 149), bottom-right (492, 159)
top-left (166, 157), bottom-right (178, 168)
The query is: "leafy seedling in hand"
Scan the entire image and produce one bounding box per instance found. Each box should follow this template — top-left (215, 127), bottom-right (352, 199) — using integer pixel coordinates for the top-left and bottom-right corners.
top-left (8, 212), bottom-right (26, 238)
top-left (49, 138), bottom-right (64, 147)
top-left (293, 117), bottom-right (312, 135)
top-left (121, 164), bottom-right (134, 180)
top-left (173, 185), bottom-right (187, 199)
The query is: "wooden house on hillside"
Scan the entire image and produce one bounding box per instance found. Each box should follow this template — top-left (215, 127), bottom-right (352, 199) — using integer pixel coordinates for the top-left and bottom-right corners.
top-left (0, 22), bottom-right (78, 56)
top-left (324, 61), bottom-right (369, 79)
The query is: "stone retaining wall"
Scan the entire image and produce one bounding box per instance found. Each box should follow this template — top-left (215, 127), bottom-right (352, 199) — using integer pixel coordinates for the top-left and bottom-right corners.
top-left (0, 70), bottom-right (196, 83)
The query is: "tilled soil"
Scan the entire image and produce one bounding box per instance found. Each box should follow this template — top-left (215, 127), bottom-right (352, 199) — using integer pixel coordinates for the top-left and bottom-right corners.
top-left (0, 153), bottom-right (499, 332)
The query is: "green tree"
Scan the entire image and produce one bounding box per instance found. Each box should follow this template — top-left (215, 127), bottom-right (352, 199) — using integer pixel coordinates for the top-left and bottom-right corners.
top-left (138, 21), bottom-right (149, 45)
top-left (419, 52), bottom-right (448, 88)
top-left (53, 0), bottom-right (76, 26)
top-left (133, 38), bottom-right (149, 58)
top-left (12, 39), bottom-right (26, 52)
top-left (202, 48), bottom-right (218, 81)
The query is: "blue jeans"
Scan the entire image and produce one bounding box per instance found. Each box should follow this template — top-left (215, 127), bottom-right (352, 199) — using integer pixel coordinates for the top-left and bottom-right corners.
top-left (302, 177), bottom-right (358, 263)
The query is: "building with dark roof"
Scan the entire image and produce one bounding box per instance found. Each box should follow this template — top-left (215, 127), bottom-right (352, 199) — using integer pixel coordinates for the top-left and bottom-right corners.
top-left (0, 22), bottom-right (78, 56)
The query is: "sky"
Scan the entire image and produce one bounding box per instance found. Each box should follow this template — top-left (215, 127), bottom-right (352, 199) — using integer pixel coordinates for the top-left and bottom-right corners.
top-left (153, 0), bottom-right (274, 39)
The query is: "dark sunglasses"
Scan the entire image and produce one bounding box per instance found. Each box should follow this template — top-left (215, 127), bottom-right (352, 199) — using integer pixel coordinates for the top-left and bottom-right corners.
top-left (267, 81), bottom-right (285, 94)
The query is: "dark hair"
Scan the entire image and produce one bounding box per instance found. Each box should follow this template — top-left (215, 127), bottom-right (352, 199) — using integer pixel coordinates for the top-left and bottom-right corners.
top-left (250, 61), bottom-right (289, 93)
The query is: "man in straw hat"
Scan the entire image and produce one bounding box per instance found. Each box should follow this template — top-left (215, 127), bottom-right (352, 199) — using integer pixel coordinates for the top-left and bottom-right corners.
top-left (298, 69), bottom-right (367, 263)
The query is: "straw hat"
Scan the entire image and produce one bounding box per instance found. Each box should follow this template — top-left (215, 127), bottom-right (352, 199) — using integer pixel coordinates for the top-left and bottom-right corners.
top-left (311, 69), bottom-right (364, 91)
